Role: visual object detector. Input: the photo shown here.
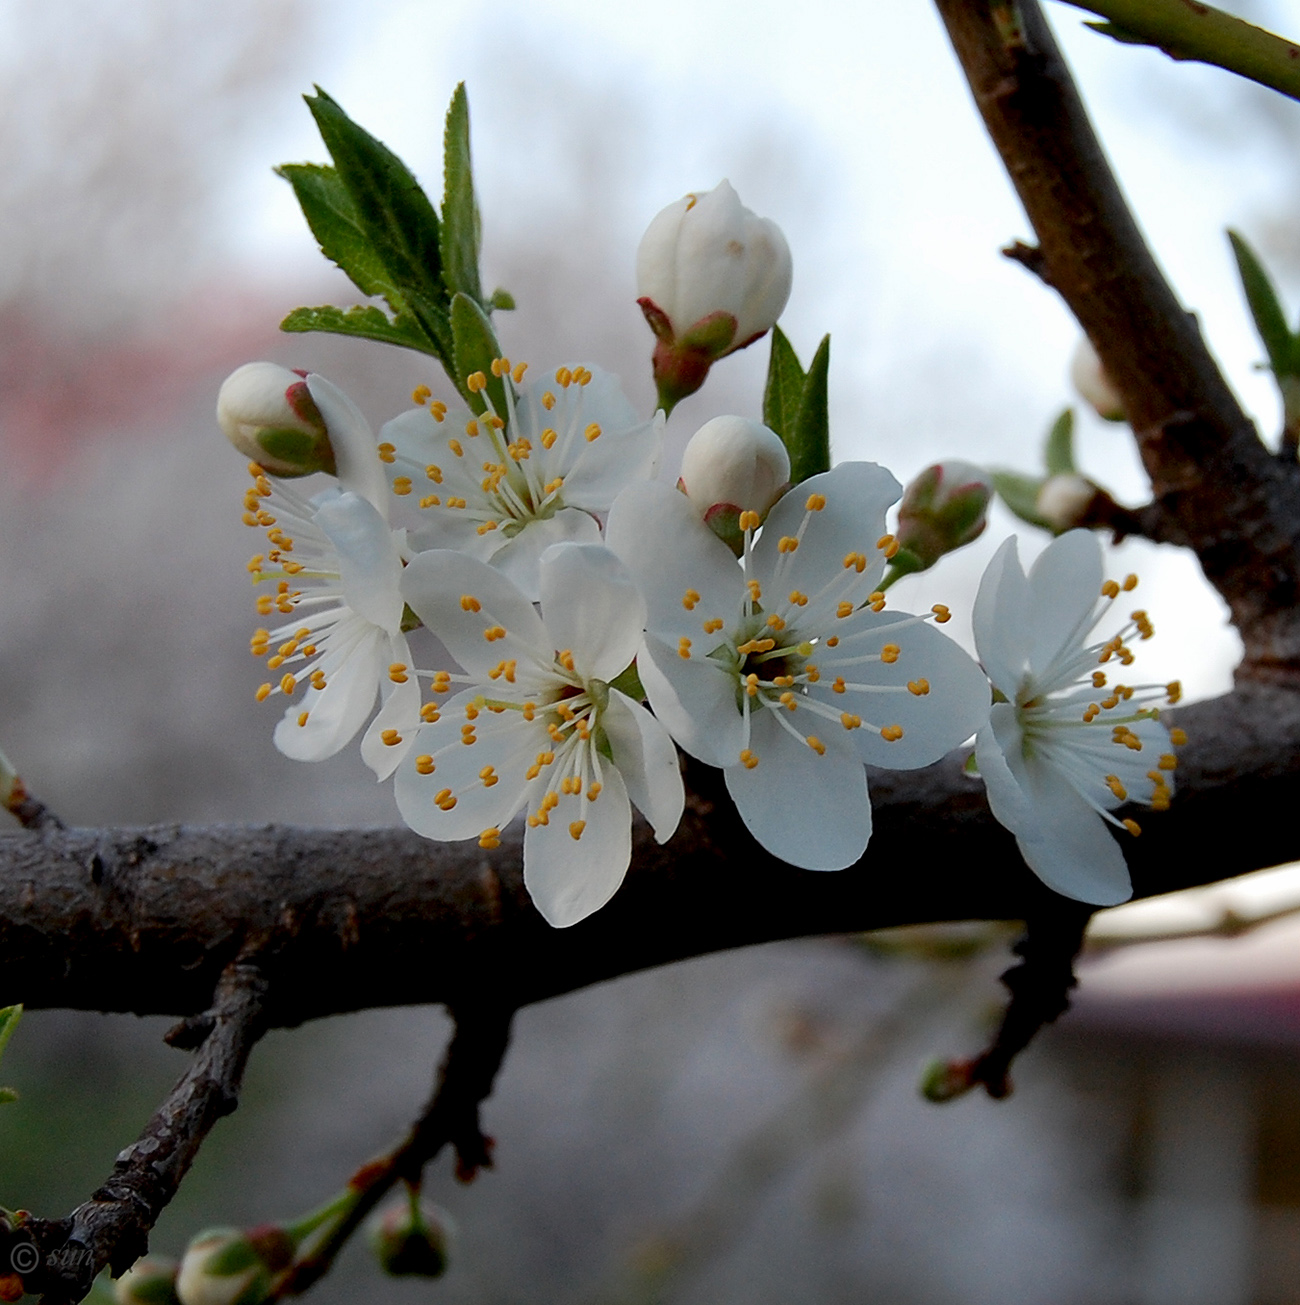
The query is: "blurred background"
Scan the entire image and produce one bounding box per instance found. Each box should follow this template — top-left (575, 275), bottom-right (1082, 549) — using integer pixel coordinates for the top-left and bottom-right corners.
top-left (2, 0), bottom-right (1300, 1300)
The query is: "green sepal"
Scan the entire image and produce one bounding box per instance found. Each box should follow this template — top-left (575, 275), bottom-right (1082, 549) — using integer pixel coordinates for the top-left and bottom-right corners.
top-left (279, 304), bottom-right (438, 356)
top-left (302, 88), bottom-right (450, 356)
top-left (762, 326), bottom-right (806, 442)
top-left (440, 83), bottom-right (484, 307)
top-left (275, 163), bottom-right (405, 305)
top-left (450, 292), bottom-right (505, 414)
top-left (991, 470), bottom-right (1050, 530)
top-left (789, 335), bottom-right (832, 485)
top-left (1228, 229), bottom-right (1295, 378)
top-left (964, 751), bottom-right (980, 776)
top-left (489, 288), bottom-right (516, 311)
top-left (1043, 407), bottom-right (1076, 476)
top-left (608, 663), bottom-right (647, 703)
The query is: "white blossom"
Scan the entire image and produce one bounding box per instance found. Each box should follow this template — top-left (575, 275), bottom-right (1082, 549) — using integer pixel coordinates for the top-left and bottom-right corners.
top-left (606, 464), bottom-right (991, 870)
top-left (377, 362), bottom-right (661, 601)
top-left (242, 374), bottom-right (418, 779)
top-left (394, 543), bottom-right (684, 928)
top-left (972, 530), bottom-right (1184, 905)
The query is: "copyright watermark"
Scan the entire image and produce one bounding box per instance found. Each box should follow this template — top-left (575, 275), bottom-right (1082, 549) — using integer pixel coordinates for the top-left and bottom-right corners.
top-left (0, 1230), bottom-right (93, 1278)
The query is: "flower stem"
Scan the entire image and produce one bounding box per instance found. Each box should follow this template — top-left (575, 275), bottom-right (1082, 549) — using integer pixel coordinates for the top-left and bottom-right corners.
top-left (1058, 0), bottom-right (1300, 103)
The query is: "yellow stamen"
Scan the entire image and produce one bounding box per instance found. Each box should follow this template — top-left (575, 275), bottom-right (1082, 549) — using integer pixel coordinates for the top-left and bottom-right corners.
top-left (479, 828), bottom-right (501, 849)
top-left (682, 589), bottom-right (700, 611)
top-left (880, 725), bottom-right (904, 742)
top-left (739, 749), bottom-right (759, 770)
top-left (806, 493), bottom-right (826, 511)
top-left (416, 755), bottom-right (435, 775)
top-left (806, 735), bottom-right (826, 755)
top-left (381, 728), bottom-right (402, 747)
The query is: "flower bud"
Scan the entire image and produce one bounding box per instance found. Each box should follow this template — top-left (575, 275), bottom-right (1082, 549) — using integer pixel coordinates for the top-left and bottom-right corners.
top-left (1069, 337), bottom-right (1125, 421)
top-left (217, 363), bottom-right (336, 477)
top-left (678, 416), bottom-right (790, 553)
top-left (114, 1255), bottom-right (182, 1305)
top-left (636, 180), bottom-right (792, 412)
top-left (175, 1226), bottom-right (290, 1305)
top-left (366, 1198), bottom-right (453, 1278)
top-left (1036, 472), bottom-right (1099, 532)
top-left (893, 461), bottom-right (992, 572)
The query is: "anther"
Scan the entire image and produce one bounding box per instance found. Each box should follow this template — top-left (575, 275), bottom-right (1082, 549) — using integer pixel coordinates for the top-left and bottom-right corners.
top-left (841, 713), bottom-right (862, 730)
top-left (461, 725), bottom-right (477, 744)
top-left (435, 789), bottom-right (457, 811)
top-left (479, 828), bottom-right (501, 849)
top-left (484, 626), bottom-right (507, 642)
top-left (806, 493), bottom-right (826, 511)
top-left (448, 439), bottom-right (464, 457)
top-left (843, 552), bottom-right (867, 572)
top-left (739, 749), bottom-right (759, 770)
top-left (780, 691), bottom-right (797, 710)
top-left (678, 637), bottom-right (692, 659)
top-left (832, 677), bottom-right (846, 694)
top-left (1101, 580), bottom-right (1120, 599)
top-left (585, 423), bottom-right (602, 442)
top-left (381, 729), bottom-right (402, 747)
top-left (389, 663), bottom-right (409, 684)
top-left (703, 618), bottom-right (724, 634)
top-left (378, 443), bottom-right (396, 464)
top-left (297, 710), bottom-right (309, 727)
top-left (745, 673), bottom-right (759, 697)
top-left (569, 820), bottom-right (586, 841)
top-left (255, 683), bottom-right (272, 702)
top-left (280, 673), bottom-right (297, 695)
top-left (416, 755), bottom-right (435, 775)
top-left (412, 384), bottom-right (431, 405)
top-left (467, 371), bottom-right (487, 393)
top-left (739, 511), bottom-right (762, 531)
top-left (480, 765), bottom-right (499, 787)
top-left (431, 402), bottom-right (447, 421)
top-left (880, 725), bottom-right (904, 742)
top-left (789, 590), bottom-right (808, 606)
top-left (1123, 818), bottom-right (1142, 837)
top-left (1166, 681), bottom-right (1182, 704)
top-left (1105, 775), bottom-right (1127, 800)
top-left (766, 614), bottom-right (785, 631)
top-left (513, 362), bottom-right (528, 383)
top-left (1123, 574), bottom-right (1138, 591)
top-left (836, 601), bottom-right (854, 619)
top-left (880, 644), bottom-right (900, 664)
top-left (806, 735), bottom-right (826, 755)
top-left (1170, 727), bottom-right (1188, 746)
top-left (1092, 671), bottom-right (1107, 688)
top-left (426, 464), bottom-right (443, 483)
top-left (1159, 753), bottom-right (1177, 771)
top-left (907, 679), bottom-right (930, 696)
top-left (931, 605), bottom-right (951, 623)
top-left (682, 589), bottom-right (700, 611)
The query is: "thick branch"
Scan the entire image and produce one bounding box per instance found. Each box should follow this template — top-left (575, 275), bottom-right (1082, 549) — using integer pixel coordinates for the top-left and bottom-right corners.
top-left (0, 686), bottom-right (1295, 1027)
top-left (24, 961), bottom-right (266, 1302)
top-left (938, 0), bottom-right (1300, 671)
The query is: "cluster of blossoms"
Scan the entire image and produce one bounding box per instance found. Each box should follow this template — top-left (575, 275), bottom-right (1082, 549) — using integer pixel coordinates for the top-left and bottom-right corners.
top-left (217, 182), bottom-right (1184, 927)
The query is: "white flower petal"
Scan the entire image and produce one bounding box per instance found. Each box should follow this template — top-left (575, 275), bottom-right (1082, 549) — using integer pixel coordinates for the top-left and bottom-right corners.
top-left (490, 509), bottom-right (601, 602)
top-left (314, 492), bottom-right (404, 633)
top-left (538, 543), bottom-right (647, 683)
top-left (972, 536), bottom-right (1030, 696)
top-left (724, 708), bottom-right (871, 870)
top-left (819, 610), bottom-right (990, 769)
top-left (638, 634), bottom-right (746, 768)
top-left (401, 550), bottom-right (550, 679)
top-left (602, 689), bottom-right (684, 842)
top-left (525, 765), bottom-right (632, 927)
top-left (606, 481), bottom-right (745, 643)
top-left (561, 412), bottom-right (663, 509)
top-left (306, 374), bottom-right (387, 512)
top-left (393, 690), bottom-right (534, 841)
top-left (360, 635), bottom-right (422, 780)
top-left (1026, 529), bottom-right (1104, 679)
top-left (406, 511), bottom-right (501, 563)
top-left (273, 621), bottom-right (385, 761)
top-left (752, 463), bottom-right (900, 611)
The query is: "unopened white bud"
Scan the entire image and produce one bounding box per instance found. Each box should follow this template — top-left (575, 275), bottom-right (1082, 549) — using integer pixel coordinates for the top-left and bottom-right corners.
top-left (1069, 338), bottom-right (1125, 421)
top-left (114, 1255), bottom-right (181, 1305)
top-left (175, 1226), bottom-right (289, 1305)
top-left (895, 460), bottom-right (992, 570)
top-left (217, 362), bottom-right (335, 477)
top-left (1036, 473), bottom-right (1098, 532)
top-left (679, 416), bottom-right (791, 521)
top-left (637, 181), bottom-right (793, 412)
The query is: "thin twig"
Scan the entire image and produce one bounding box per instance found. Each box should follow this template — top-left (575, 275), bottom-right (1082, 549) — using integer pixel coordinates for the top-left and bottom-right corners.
top-left (278, 1000), bottom-right (514, 1298)
top-left (1057, 0), bottom-right (1300, 104)
top-left (23, 960), bottom-right (267, 1303)
top-left (0, 749), bottom-right (62, 832)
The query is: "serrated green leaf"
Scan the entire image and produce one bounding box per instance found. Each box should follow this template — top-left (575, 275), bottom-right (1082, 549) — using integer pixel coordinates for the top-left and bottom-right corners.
top-left (1229, 229), bottom-right (1295, 377)
top-left (441, 83), bottom-right (483, 306)
top-left (276, 163), bottom-right (403, 305)
top-left (762, 326), bottom-right (806, 441)
top-left (450, 292), bottom-right (505, 413)
top-left (280, 304), bottom-right (439, 355)
top-left (304, 88), bottom-right (446, 329)
top-left (991, 470), bottom-right (1050, 530)
top-left (788, 335), bottom-right (832, 485)
top-left (1043, 407), bottom-right (1076, 476)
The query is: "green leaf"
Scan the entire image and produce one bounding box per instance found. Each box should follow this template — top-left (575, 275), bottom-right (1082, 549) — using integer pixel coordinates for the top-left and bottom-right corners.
top-left (280, 304), bottom-right (439, 355)
top-left (489, 288), bottom-right (516, 311)
top-left (762, 326), bottom-right (806, 441)
top-left (0, 1004), bottom-right (21, 1105)
top-left (1043, 407), bottom-right (1076, 476)
top-left (788, 335), bottom-right (832, 485)
top-left (303, 89), bottom-right (446, 336)
top-left (450, 292), bottom-right (505, 413)
top-left (440, 83), bottom-right (483, 306)
top-left (275, 164), bottom-right (404, 305)
top-left (1228, 229), bottom-right (1295, 377)
top-left (991, 470), bottom-right (1050, 530)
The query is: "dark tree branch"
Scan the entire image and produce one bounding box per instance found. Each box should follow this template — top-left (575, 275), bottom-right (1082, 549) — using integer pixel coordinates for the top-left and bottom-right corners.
top-left (22, 960), bottom-right (266, 1303)
top-left (936, 0), bottom-right (1300, 674)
